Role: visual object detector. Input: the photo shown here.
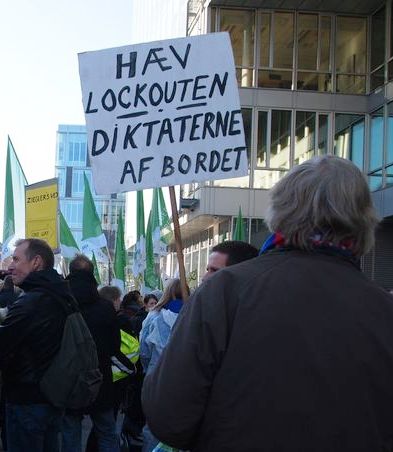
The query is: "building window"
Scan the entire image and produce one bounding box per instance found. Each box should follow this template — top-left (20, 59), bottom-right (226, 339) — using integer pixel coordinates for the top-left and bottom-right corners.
top-left (213, 108), bottom-right (251, 188)
top-left (317, 114), bottom-right (329, 155)
top-left (297, 14), bottom-right (332, 92)
top-left (67, 134), bottom-right (87, 164)
top-left (335, 16), bottom-right (367, 94)
top-left (369, 107), bottom-right (384, 172)
top-left (258, 12), bottom-right (293, 89)
top-left (56, 168), bottom-right (66, 197)
top-left (386, 102), bottom-right (393, 166)
top-left (273, 12), bottom-right (294, 69)
top-left (334, 113), bottom-right (365, 170)
top-left (270, 110), bottom-right (291, 169)
top-left (72, 170), bottom-right (92, 196)
top-left (295, 111), bottom-right (316, 165)
top-left (254, 169), bottom-right (287, 189)
top-left (250, 219), bottom-right (269, 248)
top-left (61, 201), bottom-right (83, 228)
top-left (257, 111), bottom-right (268, 166)
top-left (220, 9), bottom-right (255, 87)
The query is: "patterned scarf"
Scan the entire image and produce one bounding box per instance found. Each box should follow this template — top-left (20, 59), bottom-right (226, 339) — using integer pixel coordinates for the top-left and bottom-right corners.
top-left (260, 231), bottom-right (357, 261)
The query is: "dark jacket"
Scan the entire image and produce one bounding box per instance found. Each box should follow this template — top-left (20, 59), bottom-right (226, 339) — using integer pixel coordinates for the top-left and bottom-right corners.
top-left (67, 270), bottom-right (120, 411)
top-left (0, 287), bottom-right (18, 308)
top-left (0, 269), bottom-right (69, 404)
top-left (143, 249), bottom-right (393, 452)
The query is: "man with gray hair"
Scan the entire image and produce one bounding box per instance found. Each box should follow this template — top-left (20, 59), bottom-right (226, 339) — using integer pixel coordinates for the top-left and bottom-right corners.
top-left (142, 156), bottom-right (393, 451)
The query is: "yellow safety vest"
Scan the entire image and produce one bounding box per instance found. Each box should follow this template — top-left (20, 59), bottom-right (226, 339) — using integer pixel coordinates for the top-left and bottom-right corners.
top-left (112, 330), bottom-right (140, 382)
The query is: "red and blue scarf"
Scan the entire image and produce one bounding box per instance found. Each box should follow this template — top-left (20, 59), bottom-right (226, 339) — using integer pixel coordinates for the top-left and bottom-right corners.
top-left (260, 232), bottom-right (357, 262)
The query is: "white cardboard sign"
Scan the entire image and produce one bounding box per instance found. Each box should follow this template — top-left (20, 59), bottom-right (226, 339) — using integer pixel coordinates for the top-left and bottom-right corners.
top-left (78, 32), bottom-right (247, 194)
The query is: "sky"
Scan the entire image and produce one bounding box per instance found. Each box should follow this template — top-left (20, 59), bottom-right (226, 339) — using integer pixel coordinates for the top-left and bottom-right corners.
top-left (0, 0), bottom-right (184, 244)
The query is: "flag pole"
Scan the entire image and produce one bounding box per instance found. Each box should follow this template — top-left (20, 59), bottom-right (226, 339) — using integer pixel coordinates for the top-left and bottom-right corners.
top-left (168, 186), bottom-right (188, 302)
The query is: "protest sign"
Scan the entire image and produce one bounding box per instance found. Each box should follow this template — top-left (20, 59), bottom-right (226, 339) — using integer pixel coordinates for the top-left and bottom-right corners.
top-left (25, 178), bottom-right (59, 250)
top-left (78, 32), bottom-right (247, 194)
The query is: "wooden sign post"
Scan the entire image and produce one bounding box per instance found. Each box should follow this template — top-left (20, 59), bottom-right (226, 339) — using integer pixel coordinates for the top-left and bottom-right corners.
top-left (168, 186), bottom-right (188, 302)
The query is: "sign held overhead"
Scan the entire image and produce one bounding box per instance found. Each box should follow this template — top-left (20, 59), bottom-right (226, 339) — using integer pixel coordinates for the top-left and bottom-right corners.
top-left (78, 32), bottom-right (247, 194)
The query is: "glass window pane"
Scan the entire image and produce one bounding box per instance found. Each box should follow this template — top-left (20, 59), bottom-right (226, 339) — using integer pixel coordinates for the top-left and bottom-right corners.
top-left (298, 14), bottom-right (318, 70)
top-left (371, 67), bottom-right (385, 91)
top-left (236, 68), bottom-right (253, 87)
top-left (241, 108), bottom-right (252, 164)
top-left (334, 114), bottom-right (364, 168)
top-left (387, 102), bottom-right (393, 165)
top-left (369, 108), bottom-right (384, 172)
top-left (270, 110), bottom-right (291, 169)
top-left (273, 13), bottom-right (294, 69)
top-left (297, 72), bottom-right (332, 92)
top-left (318, 114), bottom-right (328, 155)
top-left (336, 17), bottom-right (367, 74)
top-left (350, 121), bottom-right (365, 170)
top-left (295, 111), bottom-right (315, 165)
top-left (389, 60), bottom-right (393, 81)
top-left (257, 111), bottom-right (268, 167)
top-left (336, 74), bottom-right (366, 94)
top-left (386, 165), bottom-right (393, 187)
top-left (391, 1), bottom-right (393, 58)
top-left (210, 7), bottom-right (216, 32)
top-left (258, 70), bottom-right (292, 89)
top-left (320, 16), bottom-right (331, 71)
top-left (259, 13), bottom-right (270, 67)
top-left (254, 169), bottom-right (287, 189)
top-left (220, 9), bottom-right (255, 67)
top-left (371, 7), bottom-right (386, 70)
top-left (250, 219), bottom-right (269, 249)
top-left (368, 170), bottom-right (383, 191)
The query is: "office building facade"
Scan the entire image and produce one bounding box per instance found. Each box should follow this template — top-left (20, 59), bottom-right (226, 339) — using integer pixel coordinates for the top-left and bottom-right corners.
top-left (137, 0), bottom-right (393, 290)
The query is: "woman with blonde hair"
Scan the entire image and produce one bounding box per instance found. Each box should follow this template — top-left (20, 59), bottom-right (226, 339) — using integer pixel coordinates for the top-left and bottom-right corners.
top-left (139, 278), bottom-right (189, 452)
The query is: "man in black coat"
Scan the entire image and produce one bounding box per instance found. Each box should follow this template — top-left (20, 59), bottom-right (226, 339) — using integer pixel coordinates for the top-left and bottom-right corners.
top-left (142, 156), bottom-right (393, 452)
top-left (0, 238), bottom-right (70, 452)
top-left (61, 254), bottom-right (120, 452)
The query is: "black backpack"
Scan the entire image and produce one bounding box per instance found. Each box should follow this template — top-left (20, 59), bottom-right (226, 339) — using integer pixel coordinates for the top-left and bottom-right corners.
top-left (37, 289), bottom-right (103, 410)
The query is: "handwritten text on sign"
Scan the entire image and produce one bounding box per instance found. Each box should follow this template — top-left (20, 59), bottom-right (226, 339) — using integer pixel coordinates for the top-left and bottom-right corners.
top-left (78, 33), bottom-right (247, 194)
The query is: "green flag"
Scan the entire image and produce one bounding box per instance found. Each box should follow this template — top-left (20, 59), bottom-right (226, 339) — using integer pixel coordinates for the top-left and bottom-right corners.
top-left (132, 191), bottom-right (146, 280)
top-left (113, 208), bottom-right (126, 293)
top-left (233, 206), bottom-right (246, 241)
top-left (157, 187), bottom-right (173, 248)
top-left (81, 172), bottom-right (107, 254)
top-left (59, 210), bottom-right (79, 259)
top-left (92, 251), bottom-right (101, 285)
top-left (151, 188), bottom-right (172, 257)
top-left (2, 137), bottom-right (27, 260)
top-left (144, 210), bottom-right (160, 291)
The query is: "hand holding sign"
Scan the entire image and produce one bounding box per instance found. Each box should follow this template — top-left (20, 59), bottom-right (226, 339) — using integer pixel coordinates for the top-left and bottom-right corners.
top-left (78, 32), bottom-right (247, 194)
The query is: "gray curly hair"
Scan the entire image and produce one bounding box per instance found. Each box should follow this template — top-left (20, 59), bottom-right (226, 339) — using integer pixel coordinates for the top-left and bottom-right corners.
top-left (264, 155), bottom-right (379, 257)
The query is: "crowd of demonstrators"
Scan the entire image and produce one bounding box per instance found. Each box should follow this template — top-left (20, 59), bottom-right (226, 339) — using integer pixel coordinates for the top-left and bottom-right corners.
top-left (3, 156), bottom-right (393, 452)
top-left (142, 155), bottom-right (393, 452)
top-left (139, 279), bottom-right (190, 452)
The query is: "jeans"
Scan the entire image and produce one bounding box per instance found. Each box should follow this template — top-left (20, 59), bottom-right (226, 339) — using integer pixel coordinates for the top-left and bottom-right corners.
top-left (6, 403), bottom-right (63, 452)
top-left (61, 409), bottom-right (119, 452)
top-left (142, 424), bottom-right (159, 452)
